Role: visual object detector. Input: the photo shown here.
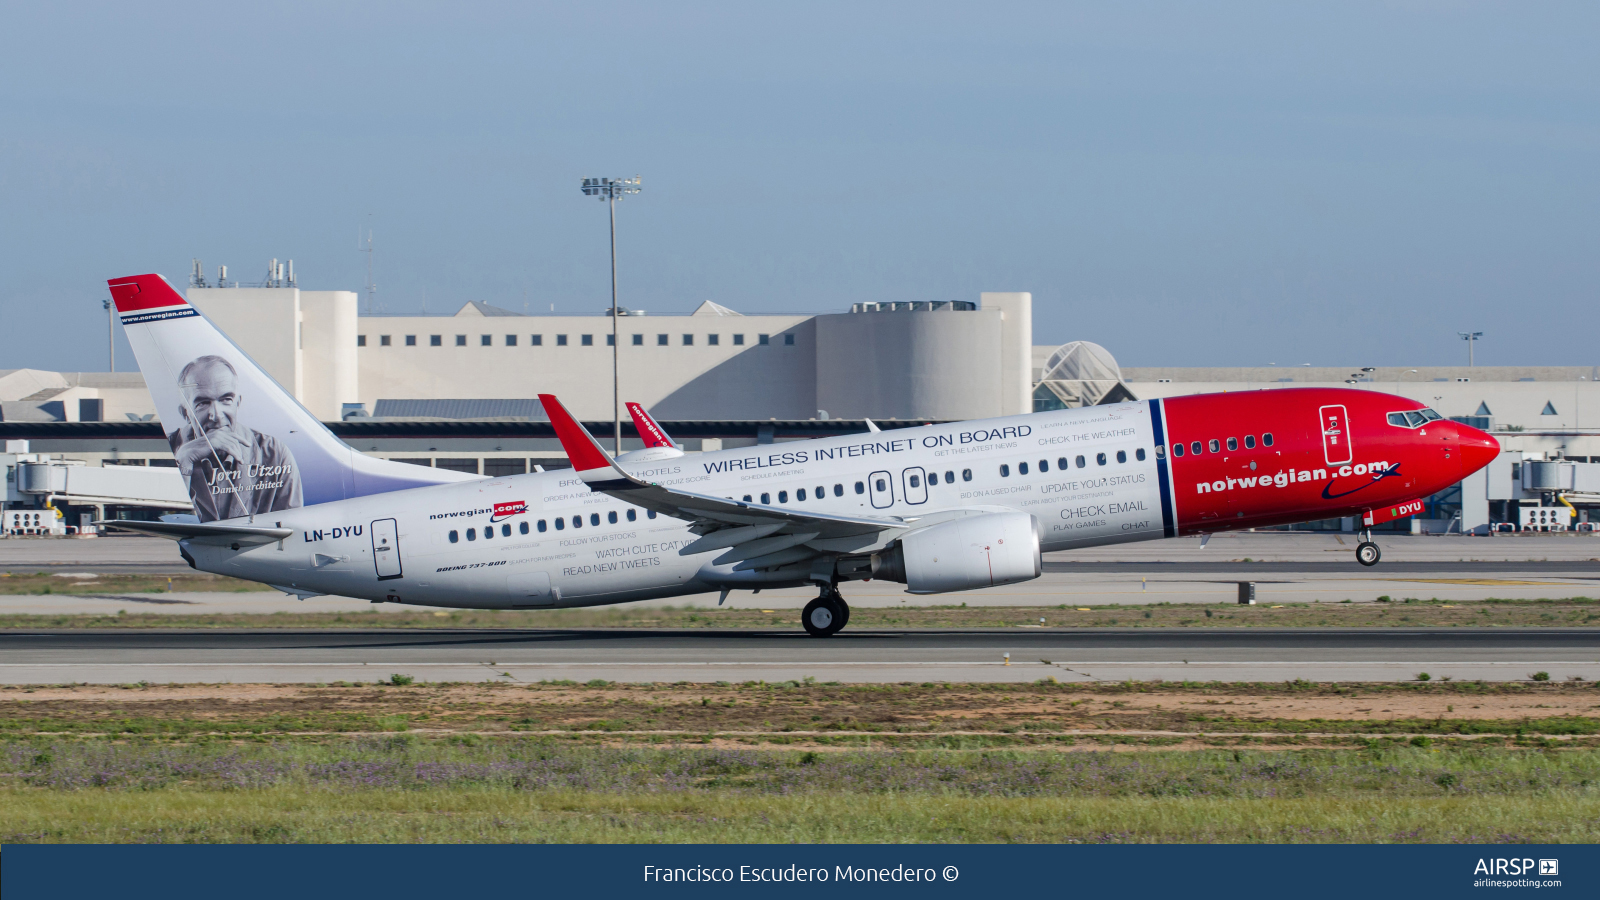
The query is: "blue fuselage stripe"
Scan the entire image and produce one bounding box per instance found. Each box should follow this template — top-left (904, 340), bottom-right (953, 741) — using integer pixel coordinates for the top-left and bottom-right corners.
top-left (1148, 399), bottom-right (1177, 538)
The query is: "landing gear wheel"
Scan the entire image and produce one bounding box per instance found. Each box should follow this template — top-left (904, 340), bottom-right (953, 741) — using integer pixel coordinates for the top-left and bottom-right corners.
top-left (802, 597), bottom-right (844, 637)
top-left (835, 596), bottom-right (851, 629)
top-left (1356, 541), bottom-right (1381, 567)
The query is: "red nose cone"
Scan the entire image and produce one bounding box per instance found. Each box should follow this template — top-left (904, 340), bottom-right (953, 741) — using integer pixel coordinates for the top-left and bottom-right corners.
top-left (1457, 425), bottom-right (1500, 476)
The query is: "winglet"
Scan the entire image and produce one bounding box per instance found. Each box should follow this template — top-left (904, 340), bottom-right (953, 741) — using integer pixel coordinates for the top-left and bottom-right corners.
top-left (625, 402), bottom-right (676, 449)
top-left (107, 273), bottom-right (188, 313)
top-left (538, 394), bottom-right (641, 490)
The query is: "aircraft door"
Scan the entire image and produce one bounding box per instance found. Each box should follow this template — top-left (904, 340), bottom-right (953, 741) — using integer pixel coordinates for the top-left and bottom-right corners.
top-left (1319, 405), bottom-right (1353, 466)
top-left (901, 467), bottom-right (928, 505)
top-left (507, 572), bottom-right (553, 607)
top-left (868, 470), bottom-right (894, 509)
top-left (371, 518), bottom-right (402, 580)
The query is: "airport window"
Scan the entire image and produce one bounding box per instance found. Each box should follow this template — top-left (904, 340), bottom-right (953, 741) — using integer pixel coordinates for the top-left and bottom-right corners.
top-left (708, 334), bottom-right (719, 346)
top-left (1263, 433), bottom-right (1274, 446)
top-left (855, 481), bottom-right (865, 494)
top-left (448, 530), bottom-right (458, 543)
top-left (647, 510), bottom-right (657, 519)
top-left (1135, 448), bottom-right (1146, 461)
top-left (778, 490), bottom-right (788, 503)
top-left (1191, 441), bottom-right (1203, 455)
top-left (590, 513), bottom-right (600, 526)
top-left (761, 493), bottom-right (770, 504)
top-left (962, 469), bottom-right (972, 482)
top-left (784, 334), bottom-right (795, 345)
top-left (1244, 435), bottom-right (1256, 449)
top-left (357, 335), bottom-right (368, 347)
top-left (530, 335), bottom-right (542, 346)
top-left (466, 528), bottom-right (477, 541)
top-left (908, 474), bottom-right (920, 489)
top-left (506, 335), bottom-right (517, 346)
top-left (608, 511), bottom-right (617, 524)
top-left (1018, 462), bottom-right (1029, 475)
top-left (683, 334), bottom-right (694, 346)
top-left (582, 334), bottom-right (593, 346)
top-left (606, 334), bottom-right (614, 346)
top-left (1116, 450), bottom-right (1127, 464)
top-left (555, 518), bottom-right (564, 530)
top-left (1172, 443), bottom-right (1184, 457)
top-left (456, 335), bottom-right (467, 346)
top-left (834, 484), bottom-right (844, 496)
top-left (484, 458), bottom-right (526, 477)
top-left (557, 335), bottom-right (568, 346)
top-left (538, 519), bottom-right (547, 532)
top-left (406, 335), bottom-right (417, 346)
top-left (1000, 464), bottom-right (1010, 477)
top-left (1226, 437), bottom-right (1237, 451)
top-left (875, 477), bottom-right (887, 491)
top-left (632, 334), bottom-right (643, 346)
top-left (1096, 452), bottom-right (1107, 466)
top-left (430, 335), bottom-right (442, 346)
top-left (1076, 455), bottom-right (1086, 468)
top-left (797, 488), bottom-right (807, 501)
top-left (657, 334), bottom-right (668, 345)
top-left (383, 336), bottom-right (395, 347)
top-left (481, 335), bottom-right (492, 346)
top-left (520, 521), bottom-right (529, 535)
top-left (733, 334), bottom-right (745, 345)
top-left (626, 509), bottom-right (636, 521)
top-left (759, 334), bottom-right (770, 345)
top-left (572, 515), bottom-right (582, 528)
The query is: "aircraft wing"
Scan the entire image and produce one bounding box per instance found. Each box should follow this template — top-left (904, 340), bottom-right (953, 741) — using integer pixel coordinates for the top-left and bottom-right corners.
top-left (97, 519), bottom-right (293, 545)
top-left (540, 394), bottom-right (909, 569)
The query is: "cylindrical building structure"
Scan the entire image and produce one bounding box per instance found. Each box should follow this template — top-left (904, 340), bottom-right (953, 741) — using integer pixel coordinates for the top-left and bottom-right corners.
top-left (814, 302), bottom-right (1004, 420)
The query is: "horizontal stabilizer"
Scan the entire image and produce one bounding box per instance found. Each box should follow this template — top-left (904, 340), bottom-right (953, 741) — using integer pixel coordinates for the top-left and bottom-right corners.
top-left (97, 519), bottom-right (292, 544)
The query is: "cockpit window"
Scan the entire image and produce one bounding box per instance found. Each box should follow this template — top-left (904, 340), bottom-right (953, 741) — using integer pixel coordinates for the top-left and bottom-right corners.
top-left (1419, 408), bottom-right (1443, 421)
top-left (1389, 408), bottom-right (1444, 429)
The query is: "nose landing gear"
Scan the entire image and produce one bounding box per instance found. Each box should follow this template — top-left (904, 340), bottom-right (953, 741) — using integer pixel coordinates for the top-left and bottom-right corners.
top-left (1355, 531), bottom-right (1381, 567)
top-left (802, 585), bottom-right (851, 637)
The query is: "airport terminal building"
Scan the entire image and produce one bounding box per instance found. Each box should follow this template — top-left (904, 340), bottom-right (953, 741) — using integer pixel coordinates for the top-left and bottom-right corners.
top-left (2, 281), bottom-right (1598, 533)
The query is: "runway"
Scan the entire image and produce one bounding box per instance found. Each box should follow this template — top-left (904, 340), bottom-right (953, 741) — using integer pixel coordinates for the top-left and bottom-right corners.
top-left (3, 627), bottom-right (1596, 684)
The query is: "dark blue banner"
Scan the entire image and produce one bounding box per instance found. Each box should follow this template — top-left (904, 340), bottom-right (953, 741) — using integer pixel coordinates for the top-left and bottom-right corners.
top-left (3, 844), bottom-right (1592, 899)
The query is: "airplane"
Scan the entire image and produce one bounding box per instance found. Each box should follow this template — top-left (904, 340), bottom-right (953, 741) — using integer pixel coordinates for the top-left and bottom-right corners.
top-left (101, 272), bottom-right (1500, 636)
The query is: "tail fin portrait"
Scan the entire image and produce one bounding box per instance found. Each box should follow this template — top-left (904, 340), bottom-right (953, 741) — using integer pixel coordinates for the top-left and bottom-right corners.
top-left (108, 273), bottom-right (479, 522)
top-left (625, 402), bottom-right (677, 449)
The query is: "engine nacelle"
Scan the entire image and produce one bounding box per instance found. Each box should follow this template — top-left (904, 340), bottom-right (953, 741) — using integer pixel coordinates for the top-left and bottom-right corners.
top-left (873, 511), bottom-right (1041, 594)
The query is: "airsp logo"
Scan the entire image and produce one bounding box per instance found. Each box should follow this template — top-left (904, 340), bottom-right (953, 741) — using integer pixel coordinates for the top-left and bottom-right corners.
top-left (1540, 859), bottom-right (1559, 877)
top-left (1473, 858), bottom-right (1553, 876)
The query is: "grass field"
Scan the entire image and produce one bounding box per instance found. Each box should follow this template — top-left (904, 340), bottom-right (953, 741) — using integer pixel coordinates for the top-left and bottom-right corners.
top-left (1, 680), bottom-right (1597, 843)
top-left (3, 596), bottom-right (1599, 630)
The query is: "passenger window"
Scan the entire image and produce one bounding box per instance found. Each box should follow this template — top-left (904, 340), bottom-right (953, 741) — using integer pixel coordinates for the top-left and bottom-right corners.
top-left (591, 513), bottom-right (600, 526)
top-left (1135, 448), bottom-right (1146, 461)
top-left (448, 530), bottom-right (459, 543)
top-left (909, 475), bottom-right (920, 488)
top-left (538, 520), bottom-right (547, 532)
top-left (627, 509), bottom-right (637, 521)
top-left (519, 521), bottom-right (528, 535)
top-left (608, 511), bottom-right (617, 524)
top-left (573, 516), bottom-right (582, 529)
top-left (1116, 450), bottom-right (1127, 463)
top-left (1191, 442), bottom-right (1202, 455)
top-left (875, 477), bottom-right (887, 491)
top-left (1245, 435), bottom-right (1256, 449)
top-left (944, 471), bottom-right (954, 483)
top-left (1208, 440), bottom-right (1220, 453)
top-left (761, 493), bottom-right (770, 504)
top-left (1153, 445), bottom-right (1163, 459)
top-left (816, 485), bottom-right (825, 497)
top-left (1018, 462), bottom-right (1029, 475)
top-left (961, 469), bottom-right (972, 482)
top-left (742, 495), bottom-right (752, 502)
top-left (1173, 444), bottom-right (1184, 457)
top-left (1096, 452), bottom-right (1107, 466)
top-left (1226, 437), bottom-right (1238, 451)
top-left (502, 524), bottom-right (511, 537)
top-left (1038, 459), bottom-right (1048, 472)
top-left (999, 465), bottom-right (1010, 477)
top-left (778, 491), bottom-right (788, 503)
top-left (834, 484), bottom-right (844, 496)
top-left (466, 528), bottom-right (477, 541)
top-left (1075, 455), bottom-right (1086, 468)
top-left (647, 510), bottom-right (657, 519)
top-left (797, 488), bottom-right (807, 501)
top-left (1263, 433), bottom-right (1274, 446)
top-left (855, 481), bottom-right (865, 494)
top-left (1058, 457), bottom-right (1068, 470)
top-left (555, 518), bottom-right (564, 530)
top-left (483, 525), bottom-right (492, 539)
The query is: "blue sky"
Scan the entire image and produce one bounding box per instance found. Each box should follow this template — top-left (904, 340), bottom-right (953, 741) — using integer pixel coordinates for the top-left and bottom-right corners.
top-left (1, 2), bottom-right (1595, 371)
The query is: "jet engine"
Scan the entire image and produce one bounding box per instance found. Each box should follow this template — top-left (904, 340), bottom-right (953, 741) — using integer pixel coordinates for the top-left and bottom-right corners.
top-left (872, 511), bottom-right (1041, 594)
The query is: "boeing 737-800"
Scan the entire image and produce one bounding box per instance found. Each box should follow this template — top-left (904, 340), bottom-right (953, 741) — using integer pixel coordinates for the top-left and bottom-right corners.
top-left (103, 273), bottom-right (1499, 636)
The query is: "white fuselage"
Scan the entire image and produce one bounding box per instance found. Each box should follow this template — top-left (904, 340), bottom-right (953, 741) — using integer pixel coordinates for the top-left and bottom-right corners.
top-left (186, 402), bottom-right (1165, 608)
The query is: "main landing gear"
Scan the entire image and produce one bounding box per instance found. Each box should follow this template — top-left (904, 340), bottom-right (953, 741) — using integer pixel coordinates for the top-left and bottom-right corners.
top-left (802, 585), bottom-right (851, 637)
top-left (1355, 531), bottom-right (1382, 567)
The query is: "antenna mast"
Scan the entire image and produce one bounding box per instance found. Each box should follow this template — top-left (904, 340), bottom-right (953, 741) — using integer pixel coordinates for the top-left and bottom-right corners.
top-left (358, 223), bottom-right (376, 314)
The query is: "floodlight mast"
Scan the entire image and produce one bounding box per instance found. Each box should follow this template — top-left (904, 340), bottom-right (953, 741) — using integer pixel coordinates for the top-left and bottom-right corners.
top-left (1458, 331), bottom-right (1483, 367)
top-left (580, 176), bottom-right (642, 454)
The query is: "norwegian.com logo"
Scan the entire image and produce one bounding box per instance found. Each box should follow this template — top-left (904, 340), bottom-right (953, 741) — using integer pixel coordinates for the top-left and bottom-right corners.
top-left (1194, 460), bottom-right (1393, 496)
top-left (490, 501), bottom-right (528, 522)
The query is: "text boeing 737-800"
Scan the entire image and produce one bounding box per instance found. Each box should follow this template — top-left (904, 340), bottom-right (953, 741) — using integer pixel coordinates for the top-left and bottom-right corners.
top-left (103, 273), bottom-right (1499, 636)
